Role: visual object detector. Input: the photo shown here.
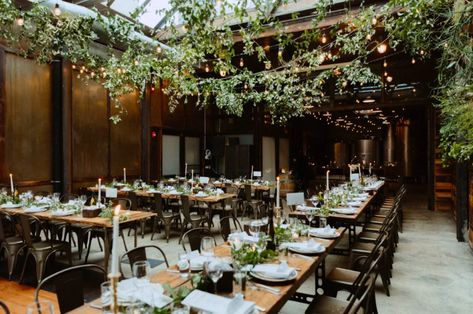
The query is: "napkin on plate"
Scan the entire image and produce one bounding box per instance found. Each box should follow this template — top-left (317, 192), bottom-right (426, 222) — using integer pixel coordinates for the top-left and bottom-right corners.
top-left (24, 205), bottom-right (49, 213)
top-left (310, 225), bottom-right (337, 236)
top-left (296, 205), bottom-right (317, 212)
top-left (280, 240), bottom-right (324, 253)
top-left (252, 263), bottom-right (296, 279)
top-left (332, 207), bottom-right (357, 215)
top-left (118, 278), bottom-right (172, 308)
top-left (347, 201), bottom-right (362, 207)
top-left (182, 290), bottom-right (255, 314)
top-left (216, 188), bottom-right (224, 195)
top-left (228, 232), bottom-right (258, 244)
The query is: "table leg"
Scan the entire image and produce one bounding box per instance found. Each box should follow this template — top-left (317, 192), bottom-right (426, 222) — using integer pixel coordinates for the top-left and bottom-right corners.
top-left (134, 222), bottom-right (138, 247)
top-left (348, 223), bottom-right (356, 248)
top-left (315, 259), bottom-right (326, 296)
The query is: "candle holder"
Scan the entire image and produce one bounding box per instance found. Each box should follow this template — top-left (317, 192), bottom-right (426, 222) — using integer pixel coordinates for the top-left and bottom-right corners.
top-left (108, 272), bottom-right (120, 314)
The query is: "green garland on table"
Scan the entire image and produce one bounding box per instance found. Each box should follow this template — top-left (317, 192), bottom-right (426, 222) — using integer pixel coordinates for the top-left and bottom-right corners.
top-left (0, 0), bottom-right (472, 161)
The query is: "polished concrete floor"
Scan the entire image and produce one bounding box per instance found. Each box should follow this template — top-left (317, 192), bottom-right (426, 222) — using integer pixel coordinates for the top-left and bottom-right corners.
top-left (50, 185), bottom-right (473, 313)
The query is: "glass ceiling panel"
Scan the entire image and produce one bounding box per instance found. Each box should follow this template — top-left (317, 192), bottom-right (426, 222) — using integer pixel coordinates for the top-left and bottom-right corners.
top-left (138, 1), bottom-right (172, 28)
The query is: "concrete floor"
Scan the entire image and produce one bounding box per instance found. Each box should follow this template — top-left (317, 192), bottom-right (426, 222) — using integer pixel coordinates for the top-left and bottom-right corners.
top-left (79, 185), bottom-right (473, 313)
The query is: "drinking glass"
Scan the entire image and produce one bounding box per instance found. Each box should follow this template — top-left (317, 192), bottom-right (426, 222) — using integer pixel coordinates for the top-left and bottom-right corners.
top-left (177, 252), bottom-right (190, 278)
top-left (132, 260), bottom-right (150, 280)
top-left (205, 262), bottom-right (223, 294)
top-left (233, 270), bottom-right (247, 298)
top-left (248, 221), bottom-right (260, 237)
top-left (80, 195), bottom-right (87, 205)
top-left (52, 192), bottom-right (61, 203)
top-left (305, 209), bottom-right (315, 227)
top-left (200, 237), bottom-right (215, 257)
top-left (26, 300), bottom-right (54, 314)
top-left (255, 233), bottom-right (267, 254)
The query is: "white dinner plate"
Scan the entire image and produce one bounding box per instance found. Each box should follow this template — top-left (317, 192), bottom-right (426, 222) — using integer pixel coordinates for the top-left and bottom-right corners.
top-left (288, 245), bottom-right (325, 255)
top-left (51, 210), bottom-right (76, 217)
top-left (1, 203), bottom-right (22, 209)
top-left (250, 270), bottom-right (298, 282)
top-left (309, 230), bottom-right (340, 239)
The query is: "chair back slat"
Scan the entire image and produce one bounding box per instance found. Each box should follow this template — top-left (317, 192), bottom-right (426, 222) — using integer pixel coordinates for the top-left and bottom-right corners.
top-left (180, 195), bottom-right (192, 221)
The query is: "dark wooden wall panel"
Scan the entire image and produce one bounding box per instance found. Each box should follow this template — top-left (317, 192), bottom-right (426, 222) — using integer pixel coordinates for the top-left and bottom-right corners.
top-left (4, 53), bottom-right (52, 182)
top-left (110, 91), bottom-right (141, 177)
top-left (150, 86), bottom-right (162, 127)
top-left (72, 76), bottom-right (108, 179)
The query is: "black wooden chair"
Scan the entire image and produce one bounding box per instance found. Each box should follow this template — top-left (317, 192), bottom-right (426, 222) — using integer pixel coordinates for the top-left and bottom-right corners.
top-left (18, 215), bottom-right (72, 285)
top-left (0, 300), bottom-right (10, 314)
top-left (219, 216), bottom-right (243, 241)
top-left (119, 245), bottom-right (169, 279)
top-left (179, 195), bottom-right (208, 243)
top-left (34, 264), bottom-right (106, 313)
top-left (181, 228), bottom-right (216, 252)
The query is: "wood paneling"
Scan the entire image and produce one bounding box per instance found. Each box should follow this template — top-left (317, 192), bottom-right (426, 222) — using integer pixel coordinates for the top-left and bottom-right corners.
top-left (4, 53), bottom-right (52, 182)
top-left (110, 91), bottom-right (141, 177)
top-left (72, 75), bottom-right (108, 179)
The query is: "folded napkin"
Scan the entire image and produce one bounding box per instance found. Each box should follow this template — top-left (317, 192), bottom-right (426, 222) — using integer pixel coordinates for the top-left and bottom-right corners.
top-left (195, 192), bottom-right (208, 197)
top-left (296, 205), bottom-right (317, 212)
top-left (332, 207), bottom-right (357, 215)
top-left (24, 205), bottom-right (49, 213)
top-left (1, 202), bottom-right (22, 208)
top-left (349, 197), bottom-right (366, 202)
top-left (347, 201), bottom-right (362, 207)
top-left (228, 232), bottom-right (259, 244)
top-left (216, 188), bottom-right (224, 195)
top-left (213, 181), bottom-right (221, 184)
top-left (51, 209), bottom-right (75, 216)
top-left (121, 187), bottom-right (133, 192)
top-left (183, 251), bottom-right (214, 269)
top-left (252, 263), bottom-right (296, 279)
top-left (280, 240), bottom-right (323, 253)
top-left (355, 193), bottom-right (370, 198)
top-left (118, 278), bottom-right (172, 308)
top-left (182, 290), bottom-right (254, 314)
top-left (310, 225), bottom-right (337, 236)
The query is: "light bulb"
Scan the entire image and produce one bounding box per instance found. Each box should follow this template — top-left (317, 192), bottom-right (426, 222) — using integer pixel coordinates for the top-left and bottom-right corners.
top-left (420, 50), bottom-right (425, 55)
top-left (366, 33), bottom-right (372, 40)
top-left (321, 33), bottom-right (327, 44)
top-left (384, 71), bottom-right (388, 77)
top-left (239, 58), bottom-right (244, 67)
top-left (264, 61), bottom-right (271, 70)
top-left (278, 48), bottom-right (283, 58)
top-left (134, 60), bottom-right (139, 66)
top-left (383, 60), bottom-right (387, 67)
top-left (411, 57), bottom-right (416, 64)
top-left (205, 64), bottom-right (210, 73)
top-left (372, 17), bottom-right (378, 25)
top-left (377, 43), bottom-right (387, 54)
top-left (53, 3), bottom-right (61, 16)
top-left (219, 69), bottom-right (226, 77)
top-left (16, 16), bottom-right (24, 26)
top-left (386, 76), bottom-right (393, 83)
top-left (156, 45), bottom-right (162, 54)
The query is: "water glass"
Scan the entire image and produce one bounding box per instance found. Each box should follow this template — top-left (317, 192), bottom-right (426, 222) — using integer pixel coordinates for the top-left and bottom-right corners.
top-left (26, 300), bottom-right (54, 314)
top-left (200, 237), bottom-right (215, 257)
top-left (233, 270), bottom-right (247, 298)
top-left (80, 194), bottom-right (87, 205)
top-left (132, 260), bottom-right (150, 280)
top-left (248, 221), bottom-right (260, 236)
top-left (52, 192), bottom-right (61, 203)
top-left (255, 233), bottom-right (267, 254)
top-left (177, 252), bottom-right (190, 278)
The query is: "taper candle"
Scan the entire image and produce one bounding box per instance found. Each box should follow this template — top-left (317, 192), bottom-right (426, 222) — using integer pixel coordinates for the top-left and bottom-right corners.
top-left (276, 177), bottom-right (280, 208)
top-left (111, 205), bottom-right (120, 275)
top-left (326, 170), bottom-right (330, 190)
top-left (98, 178), bottom-right (102, 204)
top-left (9, 174), bottom-right (14, 194)
top-left (123, 168), bottom-right (126, 183)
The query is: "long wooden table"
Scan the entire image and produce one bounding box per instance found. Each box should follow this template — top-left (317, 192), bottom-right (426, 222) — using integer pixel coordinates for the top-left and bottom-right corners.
top-left (0, 206), bottom-right (155, 270)
top-left (289, 182), bottom-right (385, 253)
top-left (70, 227), bottom-right (345, 314)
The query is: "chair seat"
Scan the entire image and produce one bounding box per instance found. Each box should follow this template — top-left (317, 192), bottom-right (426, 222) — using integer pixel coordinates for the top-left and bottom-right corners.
top-left (327, 267), bottom-right (360, 286)
top-left (358, 231), bottom-right (379, 241)
top-left (189, 214), bottom-right (206, 221)
top-left (3, 236), bottom-right (24, 245)
top-left (352, 242), bottom-right (375, 254)
top-left (305, 295), bottom-right (350, 314)
top-left (31, 240), bottom-right (67, 251)
top-left (162, 212), bottom-right (179, 219)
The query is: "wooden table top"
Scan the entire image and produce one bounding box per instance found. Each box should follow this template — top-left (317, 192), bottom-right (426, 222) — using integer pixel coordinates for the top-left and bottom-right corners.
top-left (71, 227), bottom-right (345, 314)
top-left (0, 207), bottom-right (155, 228)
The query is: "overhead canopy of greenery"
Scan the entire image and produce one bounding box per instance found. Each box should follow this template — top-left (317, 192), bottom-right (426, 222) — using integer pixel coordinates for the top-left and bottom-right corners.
top-left (0, 0), bottom-right (472, 161)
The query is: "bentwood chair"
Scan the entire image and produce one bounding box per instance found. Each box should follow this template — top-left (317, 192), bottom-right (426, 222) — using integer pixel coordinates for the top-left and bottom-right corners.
top-left (0, 300), bottom-right (10, 314)
top-left (0, 213), bottom-right (25, 279)
top-left (35, 264), bottom-right (106, 313)
top-left (119, 245), bottom-right (169, 279)
top-left (241, 184), bottom-right (262, 219)
top-left (150, 193), bottom-right (180, 242)
top-left (219, 215), bottom-right (243, 241)
top-left (181, 228), bottom-right (216, 252)
top-left (18, 215), bottom-right (72, 285)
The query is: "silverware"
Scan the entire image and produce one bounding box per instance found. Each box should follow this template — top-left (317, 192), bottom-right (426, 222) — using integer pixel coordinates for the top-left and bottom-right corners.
top-left (254, 283), bottom-right (281, 295)
top-left (256, 305), bottom-right (266, 312)
top-left (88, 303), bottom-right (102, 310)
top-left (166, 269), bottom-right (180, 273)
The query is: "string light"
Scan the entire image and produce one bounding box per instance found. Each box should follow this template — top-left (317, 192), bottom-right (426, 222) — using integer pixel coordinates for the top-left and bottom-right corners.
top-left (278, 47), bottom-right (283, 58)
top-left (377, 43), bottom-right (388, 54)
top-left (321, 33), bottom-right (327, 44)
top-left (239, 58), bottom-right (244, 67)
top-left (219, 69), bottom-right (226, 77)
top-left (134, 60), bottom-right (139, 66)
top-left (386, 76), bottom-right (393, 83)
top-left (384, 71), bottom-right (388, 77)
top-left (53, 3), bottom-right (61, 16)
top-left (411, 57), bottom-right (416, 64)
top-left (156, 45), bottom-right (162, 54)
top-left (205, 63), bottom-right (210, 73)
top-left (371, 16), bottom-right (378, 25)
top-left (16, 7), bottom-right (24, 26)
top-left (264, 60), bottom-right (272, 70)
top-left (383, 60), bottom-right (387, 68)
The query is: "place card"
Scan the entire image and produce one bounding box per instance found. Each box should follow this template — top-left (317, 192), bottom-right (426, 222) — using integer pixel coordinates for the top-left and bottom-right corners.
top-left (105, 188), bottom-right (118, 198)
top-left (182, 290), bottom-right (255, 314)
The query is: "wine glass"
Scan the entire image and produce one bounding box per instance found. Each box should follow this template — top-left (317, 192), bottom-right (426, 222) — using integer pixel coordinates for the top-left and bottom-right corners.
top-left (205, 261), bottom-right (223, 294)
top-left (80, 195), bottom-right (87, 206)
top-left (52, 192), bottom-right (61, 203)
top-left (200, 237), bottom-right (215, 257)
top-left (26, 301), bottom-right (54, 314)
top-left (132, 260), bottom-right (150, 281)
top-left (255, 233), bottom-right (267, 255)
top-left (305, 209), bottom-right (315, 227)
top-left (248, 221), bottom-right (260, 237)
